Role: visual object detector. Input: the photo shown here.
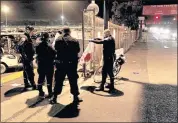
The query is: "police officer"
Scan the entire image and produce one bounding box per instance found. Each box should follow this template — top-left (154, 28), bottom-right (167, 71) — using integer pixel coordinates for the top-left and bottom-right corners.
top-left (50, 27), bottom-right (81, 104)
top-left (36, 32), bottom-right (56, 98)
top-left (18, 26), bottom-right (36, 91)
top-left (90, 29), bottom-right (116, 93)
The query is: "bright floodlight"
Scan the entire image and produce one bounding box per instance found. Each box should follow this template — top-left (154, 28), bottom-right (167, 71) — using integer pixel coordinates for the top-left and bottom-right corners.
top-left (163, 29), bottom-right (170, 34)
top-left (61, 15), bottom-right (64, 19)
top-left (151, 27), bottom-right (158, 33)
top-left (172, 33), bottom-right (176, 37)
top-left (2, 5), bottom-right (9, 13)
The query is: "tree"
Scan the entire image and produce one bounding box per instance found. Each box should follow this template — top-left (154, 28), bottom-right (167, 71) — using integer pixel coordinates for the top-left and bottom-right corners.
top-left (111, 0), bottom-right (142, 30)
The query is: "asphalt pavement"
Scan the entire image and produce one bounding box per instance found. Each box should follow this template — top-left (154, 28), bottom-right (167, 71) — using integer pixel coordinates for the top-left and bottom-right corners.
top-left (1, 33), bottom-right (177, 122)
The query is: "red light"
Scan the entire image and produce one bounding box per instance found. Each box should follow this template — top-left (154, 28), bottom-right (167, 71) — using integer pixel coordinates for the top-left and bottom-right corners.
top-left (156, 16), bottom-right (159, 19)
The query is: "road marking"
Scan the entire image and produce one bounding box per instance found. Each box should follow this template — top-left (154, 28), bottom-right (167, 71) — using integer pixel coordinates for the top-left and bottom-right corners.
top-left (1, 64), bottom-right (83, 84)
top-left (11, 83), bottom-right (23, 87)
top-left (1, 69), bottom-right (37, 84)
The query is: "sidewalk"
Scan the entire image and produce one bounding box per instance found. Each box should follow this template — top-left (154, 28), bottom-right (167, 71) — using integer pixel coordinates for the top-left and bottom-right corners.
top-left (1, 40), bottom-right (177, 122)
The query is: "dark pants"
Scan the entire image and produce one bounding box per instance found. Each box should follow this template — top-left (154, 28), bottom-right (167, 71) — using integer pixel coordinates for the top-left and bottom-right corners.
top-left (101, 56), bottom-right (114, 89)
top-left (53, 62), bottom-right (79, 97)
top-left (37, 63), bottom-right (54, 94)
top-left (23, 61), bottom-right (36, 87)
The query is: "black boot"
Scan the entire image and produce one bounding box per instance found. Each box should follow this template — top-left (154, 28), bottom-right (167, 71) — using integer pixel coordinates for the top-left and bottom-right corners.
top-left (39, 91), bottom-right (45, 98)
top-left (32, 84), bottom-right (37, 90)
top-left (73, 96), bottom-right (83, 103)
top-left (49, 95), bottom-right (57, 104)
top-left (95, 85), bottom-right (104, 91)
top-left (108, 80), bottom-right (115, 94)
top-left (105, 83), bottom-right (111, 89)
top-left (22, 84), bottom-right (31, 92)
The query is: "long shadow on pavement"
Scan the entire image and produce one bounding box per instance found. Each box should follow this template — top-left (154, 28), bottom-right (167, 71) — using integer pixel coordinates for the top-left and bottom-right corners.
top-left (4, 87), bottom-right (33, 97)
top-left (48, 102), bottom-right (80, 118)
top-left (80, 86), bottom-right (124, 97)
top-left (26, 96), bottom-right (49, 108)
top-left (122, 78), bottom-right (177, 122)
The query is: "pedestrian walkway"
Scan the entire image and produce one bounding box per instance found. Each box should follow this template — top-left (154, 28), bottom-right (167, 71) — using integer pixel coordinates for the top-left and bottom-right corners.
top-left (1, 39), bottom-right (177, 122)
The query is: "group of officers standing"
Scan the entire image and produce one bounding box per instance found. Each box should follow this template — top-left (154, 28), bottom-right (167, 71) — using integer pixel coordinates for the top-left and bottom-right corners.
top-left (18, 25), bottom-right (116, 104)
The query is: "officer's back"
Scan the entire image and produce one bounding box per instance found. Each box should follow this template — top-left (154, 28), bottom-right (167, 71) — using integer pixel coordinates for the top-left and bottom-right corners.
top-left (55, 28), bottom-right (80, 62)
top-left (36, 33), bottom-right (56, 65)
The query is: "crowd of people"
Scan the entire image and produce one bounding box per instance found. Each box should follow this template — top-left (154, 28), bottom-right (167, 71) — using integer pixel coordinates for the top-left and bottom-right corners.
top-left (6, 25), bottom-right (116, 104)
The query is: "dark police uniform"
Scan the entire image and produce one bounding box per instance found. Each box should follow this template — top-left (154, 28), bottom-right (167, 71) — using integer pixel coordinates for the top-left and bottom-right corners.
top-left (36, 34), bottom-right (56, 98)
top-left (51, 33), bottom-right (80, 103)
top-left (18, 33), bottom-right (36, 90)
top-left (91, 35), bottom-right (116, 91)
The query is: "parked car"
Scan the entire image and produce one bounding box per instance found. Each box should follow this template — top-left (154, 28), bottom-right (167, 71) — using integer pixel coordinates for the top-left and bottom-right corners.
top-left (1, 53), bottom-right (22, 74)
top-left (1, 53), bottom-right (38, 74)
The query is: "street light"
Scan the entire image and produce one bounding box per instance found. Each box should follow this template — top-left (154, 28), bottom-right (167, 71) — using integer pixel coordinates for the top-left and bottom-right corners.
top-left (2, 5), bottom-right (9, 27)
top-left (61, 15), bottom-right (64, 25)
top-left (58, 1), bottom-right (65, 26)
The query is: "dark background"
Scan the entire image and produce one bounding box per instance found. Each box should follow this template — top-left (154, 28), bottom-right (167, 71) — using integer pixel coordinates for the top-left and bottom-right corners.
top-left (1, 0), bottom-right (177, 21)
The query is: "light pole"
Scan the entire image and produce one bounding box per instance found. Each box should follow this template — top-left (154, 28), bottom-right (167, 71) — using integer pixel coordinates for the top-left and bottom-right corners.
top-left (2, 5), bottom-right (9, 28)
top-left (61, 1), bottom-right (64, 26)
top-left (104, 0), bottom-right (109, 29)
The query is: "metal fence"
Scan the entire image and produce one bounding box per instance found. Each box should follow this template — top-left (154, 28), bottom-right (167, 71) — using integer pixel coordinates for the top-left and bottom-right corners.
top-left (91, 16), bottom-right (138, 69)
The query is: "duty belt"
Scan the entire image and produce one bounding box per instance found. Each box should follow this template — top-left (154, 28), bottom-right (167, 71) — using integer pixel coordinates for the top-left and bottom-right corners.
top-left (55, 60), bottom-right (74, 64)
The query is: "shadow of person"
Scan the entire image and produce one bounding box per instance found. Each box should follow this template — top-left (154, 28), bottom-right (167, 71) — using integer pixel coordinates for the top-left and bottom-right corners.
top-left (80, 86), bottom-right (124, 97)
top-left (4, 87), bottom-right (30, 97)
top-left (26, 96), bottom-right (48, 108)
top-left (48, 102), bottom-right (80, 118)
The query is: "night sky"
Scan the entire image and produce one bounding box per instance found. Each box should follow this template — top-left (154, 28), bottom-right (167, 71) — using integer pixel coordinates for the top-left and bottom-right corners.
top-left (1, 0), bottom-right (177, 21)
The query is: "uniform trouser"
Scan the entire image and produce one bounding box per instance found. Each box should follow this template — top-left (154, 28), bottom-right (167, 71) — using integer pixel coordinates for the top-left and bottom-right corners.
top-left (101, 56), bottom-right (114, 89)
top-left (53, 62), bottom-right (79, 97)
top-left (23, 61), bottom-right (36, 87)
top-left (37, 64), bottom-right (54, 94)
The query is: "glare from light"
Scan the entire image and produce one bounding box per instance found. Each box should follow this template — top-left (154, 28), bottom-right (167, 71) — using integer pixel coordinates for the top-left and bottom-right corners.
top-left (160, 28), bottom-right (164, 33)
top-left (172, 33), bottom-right (177, 37)
top-left (61, 15), bottom-right (64, 19)
top-left (113, 29), bottom-right (116, 38)
top-left (173, 18), bottom-right (176, 21)
top-left (97, 31), bottom-right (101, 38)
top-left (2, 5), bottom-right (9, 13)
top-left (164, 29), bottom-right (170, 34)
top-left (58, 1), bottom-right (67, 3)
top-left (151, 27), bottom-right (158, 33)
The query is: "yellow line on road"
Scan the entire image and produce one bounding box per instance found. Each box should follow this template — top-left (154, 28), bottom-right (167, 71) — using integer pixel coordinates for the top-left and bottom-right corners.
top-left (1, 69), bottom-right (37, 84)
top-left (1, 64), bottom-right (83, 84)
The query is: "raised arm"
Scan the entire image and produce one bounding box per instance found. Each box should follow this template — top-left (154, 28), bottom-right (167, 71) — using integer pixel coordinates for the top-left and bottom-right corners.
top-left (90, 39), bottom-right (105, 44)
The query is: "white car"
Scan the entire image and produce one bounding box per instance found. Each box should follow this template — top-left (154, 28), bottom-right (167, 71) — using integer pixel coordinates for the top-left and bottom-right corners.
top-left (1, 54), bottom-right (23, 74)
top-left (1, 53), bottom-right (37, 74)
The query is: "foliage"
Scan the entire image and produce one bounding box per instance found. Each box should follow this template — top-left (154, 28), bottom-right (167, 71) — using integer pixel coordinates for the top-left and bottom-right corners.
top-left (111, 0), bottom-right (142, 30)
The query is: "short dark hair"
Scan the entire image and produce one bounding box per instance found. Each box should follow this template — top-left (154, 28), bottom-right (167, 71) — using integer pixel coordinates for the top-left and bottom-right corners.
top-left (63, 27), bottom-right (71, 34)
top-left (41, 32), bottom-right (49, 40)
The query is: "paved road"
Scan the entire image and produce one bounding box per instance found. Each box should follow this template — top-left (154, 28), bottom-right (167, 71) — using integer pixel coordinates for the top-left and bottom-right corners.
top-left (1, 34), bottom-right (177, 122)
